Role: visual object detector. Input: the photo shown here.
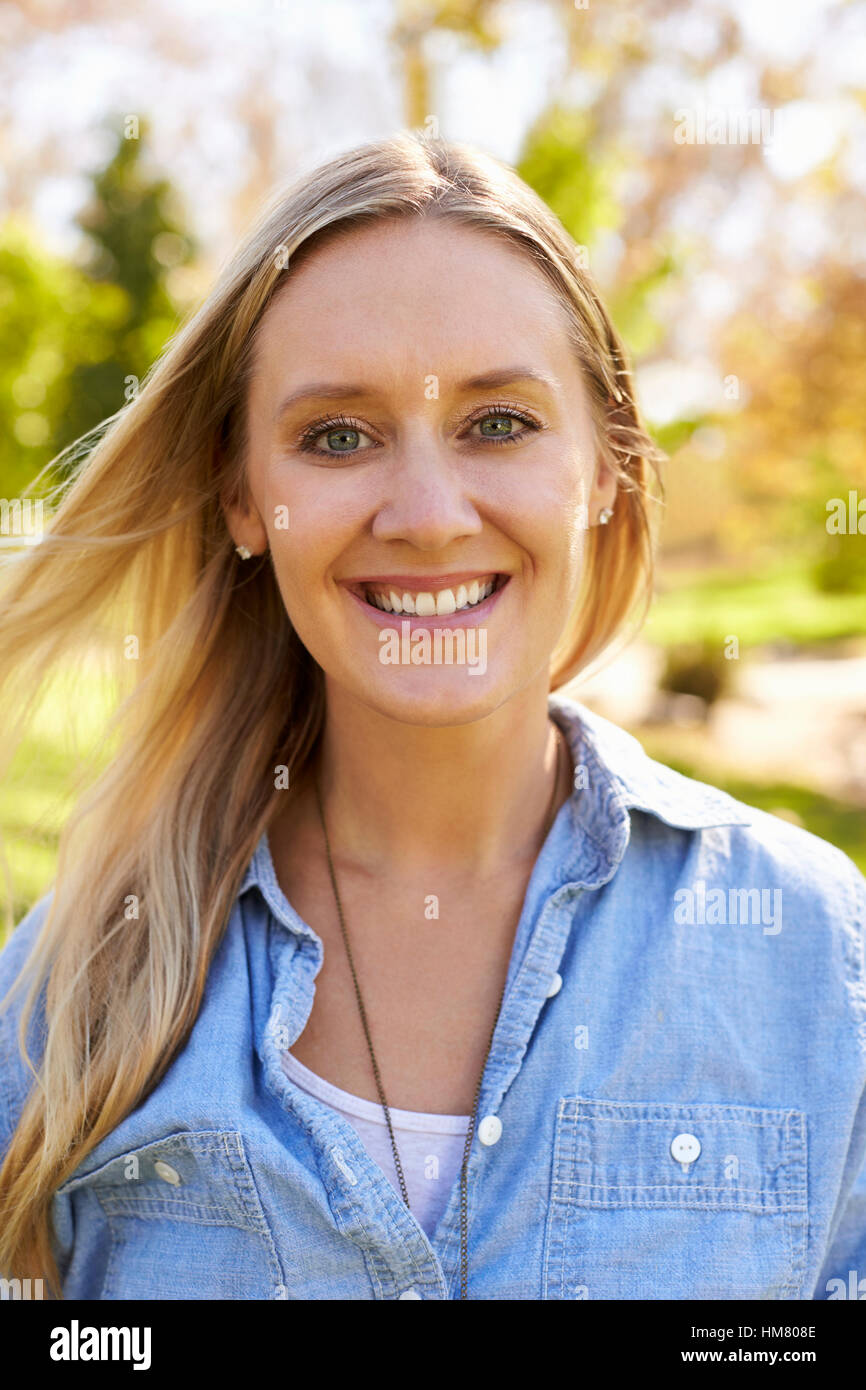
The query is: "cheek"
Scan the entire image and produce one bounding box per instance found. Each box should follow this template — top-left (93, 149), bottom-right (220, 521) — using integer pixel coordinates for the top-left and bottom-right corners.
top-left (259, 466), bottom-right (354, 596)
top-left (268, 526), bottom-right (337, 630)
top-left (491, 448), bottom-right (592, 585)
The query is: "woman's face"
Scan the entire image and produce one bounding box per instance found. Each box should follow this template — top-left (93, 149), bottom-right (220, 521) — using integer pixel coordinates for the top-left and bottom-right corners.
top-left (226, 217), bottom-right (616, 726)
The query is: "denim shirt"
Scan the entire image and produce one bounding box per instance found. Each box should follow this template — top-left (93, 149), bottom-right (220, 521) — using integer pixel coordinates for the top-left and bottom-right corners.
top-left (2, 693), bottom-right (865, 1300)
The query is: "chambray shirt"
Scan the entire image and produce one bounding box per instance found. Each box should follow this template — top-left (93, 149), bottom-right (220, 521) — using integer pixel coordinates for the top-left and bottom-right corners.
top-left (2, 694), bottom-right (865, 1300)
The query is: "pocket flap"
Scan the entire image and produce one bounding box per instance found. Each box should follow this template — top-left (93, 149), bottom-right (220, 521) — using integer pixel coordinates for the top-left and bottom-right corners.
top-left (57, 1129), bottom-right (269, 1231)
top-left (553, 1098), bottom-right (807, 1213)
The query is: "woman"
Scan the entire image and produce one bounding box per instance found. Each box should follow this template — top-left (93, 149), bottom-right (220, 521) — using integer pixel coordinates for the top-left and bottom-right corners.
top-left (1, 133), bottom-right (864, 1302)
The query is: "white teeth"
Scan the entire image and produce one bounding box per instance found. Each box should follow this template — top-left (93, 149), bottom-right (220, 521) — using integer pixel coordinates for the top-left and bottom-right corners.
top-left (436, 589), bottom-right (456, 615)
top-left (366, 577), bottom-right (499, 614)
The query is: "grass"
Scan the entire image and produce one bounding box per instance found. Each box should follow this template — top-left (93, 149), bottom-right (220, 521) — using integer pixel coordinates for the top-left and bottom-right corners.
top-left (0, 660), bottom-right (118, 941)
top-left (646, 559), bottom-right (866, 649)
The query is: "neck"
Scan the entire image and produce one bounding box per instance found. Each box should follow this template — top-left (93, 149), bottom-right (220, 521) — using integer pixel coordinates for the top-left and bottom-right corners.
top-left (305, 674), bottom-right (571, 879)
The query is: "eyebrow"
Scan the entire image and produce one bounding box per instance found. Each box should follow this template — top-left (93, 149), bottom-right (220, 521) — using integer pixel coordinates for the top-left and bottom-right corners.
top-left (272, 367), bottom-right (560, 423)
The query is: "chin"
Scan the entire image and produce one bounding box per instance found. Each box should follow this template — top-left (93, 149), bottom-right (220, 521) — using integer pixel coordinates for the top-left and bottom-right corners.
top-left (352, 666), bottom-right (514, 728)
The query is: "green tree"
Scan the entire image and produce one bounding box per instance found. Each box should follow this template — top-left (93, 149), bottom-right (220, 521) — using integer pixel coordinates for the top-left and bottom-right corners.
top-left (0, 220), bottom-right (126, 498)
top-left (61, 115), bottom-right (196, 466)
top-left (0, 116), bottom-right (195, 499)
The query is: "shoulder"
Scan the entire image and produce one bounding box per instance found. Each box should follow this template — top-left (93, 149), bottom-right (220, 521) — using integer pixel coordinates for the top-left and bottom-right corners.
top-left (557, 690), bottom-right (864, 888)
top-left (554, 692), bottom-right (866, 1000)
top-left (0, 893), bottom-right (53, 985)
top-left (636, 745), bottom-right (865, 928)
top-left (635, 749), bottom-right (866, 1045)
top-left (0, 893), bottom-right (53, 1153)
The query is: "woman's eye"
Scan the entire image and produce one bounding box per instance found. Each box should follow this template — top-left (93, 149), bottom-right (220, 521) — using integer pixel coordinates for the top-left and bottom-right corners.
top-left (300, 420), bottom-right (376, 455)
top-left (467, 410), bottom-right (536, 444)
top-left (297, 406), bottom-right (539, 454)
top-left (477, 414), bottom-right (517, 438)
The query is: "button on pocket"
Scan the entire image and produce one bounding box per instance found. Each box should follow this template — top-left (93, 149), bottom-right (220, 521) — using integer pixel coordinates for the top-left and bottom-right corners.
top-left (55, 1130), bottom-right (285, 1299)
top-left (543, 1098), bottom-right (807, 1299)
top-left (153, 1159), bottom-right (182, 1186)
top-left (670, 1133), bottom-right (701, 1168)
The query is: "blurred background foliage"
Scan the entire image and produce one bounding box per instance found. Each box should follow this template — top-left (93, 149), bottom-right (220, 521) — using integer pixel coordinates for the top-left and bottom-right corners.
top-left (0, 115), bottom-right (195, 494)
top-left (0, 0), bottom-right (864, 923)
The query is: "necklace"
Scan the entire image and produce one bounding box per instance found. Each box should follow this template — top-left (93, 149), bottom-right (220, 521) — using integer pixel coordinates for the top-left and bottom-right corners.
top-left (313, 721), bottom-right (565, 1299)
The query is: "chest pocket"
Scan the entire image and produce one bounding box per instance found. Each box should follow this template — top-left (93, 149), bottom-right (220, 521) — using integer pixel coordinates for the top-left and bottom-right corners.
top-left (543, 1098), bottom-right (808, 1300)
top-left (56, 1130), bottom-right (287, 1300)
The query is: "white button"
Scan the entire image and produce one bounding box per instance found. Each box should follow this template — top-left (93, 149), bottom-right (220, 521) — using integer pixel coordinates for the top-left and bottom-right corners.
top-left (478, 1115), bottom-right (502, 1146)
top-left (670, 1133), bottom-right (701, 1166)
top-left (154, 1160), bottom-right (182, 1186)
top-left (547, 972), bottom-right (562, 998)
top-left (398, 1288), bottom-right (422, 1299)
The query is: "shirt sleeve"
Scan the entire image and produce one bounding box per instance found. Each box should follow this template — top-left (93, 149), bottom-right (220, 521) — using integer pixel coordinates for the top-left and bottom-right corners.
top-left (813, 861), bottom-right (866, 1298)
top-left (0, 893), bottom-right (53, 1166)
top-left (814, 1094), bottom-right (866, 1298)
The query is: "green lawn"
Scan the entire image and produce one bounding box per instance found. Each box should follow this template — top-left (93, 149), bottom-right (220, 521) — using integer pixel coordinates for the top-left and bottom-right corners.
top-left (646, 560), bottom-right (866, 649)
top-left (0, 661), bottom-right (117, 941)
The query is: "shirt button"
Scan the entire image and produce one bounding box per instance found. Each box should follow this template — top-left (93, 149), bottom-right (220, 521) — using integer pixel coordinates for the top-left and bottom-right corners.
top-left (478, 1115), bottom-right (502, 1146)
top-left (154, 1160), bottom-right (182, 1186)
top-left (398, 1288), bottom-right (422, 1299)
top-left (670, 1133), bottom-right (701, 1166)
top-left (547, 972), bottom-right (563, 998)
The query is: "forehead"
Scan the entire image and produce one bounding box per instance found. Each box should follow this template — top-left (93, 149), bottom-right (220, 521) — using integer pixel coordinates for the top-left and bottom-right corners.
top-left (250, 217), bottom-right (581, 396)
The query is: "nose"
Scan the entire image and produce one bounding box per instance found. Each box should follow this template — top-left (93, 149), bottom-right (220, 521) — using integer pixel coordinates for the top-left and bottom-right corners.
top-left (370, 427), bottom-right (483, 551)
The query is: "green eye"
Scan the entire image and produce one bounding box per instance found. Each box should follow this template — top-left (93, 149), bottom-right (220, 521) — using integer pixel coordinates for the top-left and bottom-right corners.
top-left (467, 406), bottom-right (539, 446)
top-left (297, 414), bottom-right (377, 455)
top-left (478, 415), bottom-right (516, 437)
top-left (324, 427), bottom-right (361, 452)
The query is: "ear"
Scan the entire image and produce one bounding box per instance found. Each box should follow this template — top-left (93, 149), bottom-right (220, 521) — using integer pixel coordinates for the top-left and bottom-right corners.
top-left (588, 450), bottom-right (618, 524)
top-left (220, 478), bottom-right (268, 557)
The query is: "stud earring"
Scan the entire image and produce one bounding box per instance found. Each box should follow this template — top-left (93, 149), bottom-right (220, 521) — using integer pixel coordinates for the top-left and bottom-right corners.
top-left (235, 544), bottom-right (252, 560)
top-left (598, 507), bottom-right (614, 526)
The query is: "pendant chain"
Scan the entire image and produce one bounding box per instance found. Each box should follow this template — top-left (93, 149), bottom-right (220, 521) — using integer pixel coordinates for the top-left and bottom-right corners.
top-left (313, 722), bottom-right (564, 1300)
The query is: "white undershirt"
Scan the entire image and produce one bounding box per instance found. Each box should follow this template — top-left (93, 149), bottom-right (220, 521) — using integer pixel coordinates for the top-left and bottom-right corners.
top-left (280, 1050), bottom-right (471, 1238)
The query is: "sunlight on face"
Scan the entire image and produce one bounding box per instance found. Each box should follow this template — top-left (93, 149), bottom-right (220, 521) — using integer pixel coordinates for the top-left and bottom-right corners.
top-left (234, 217), bottom-right (613, 727)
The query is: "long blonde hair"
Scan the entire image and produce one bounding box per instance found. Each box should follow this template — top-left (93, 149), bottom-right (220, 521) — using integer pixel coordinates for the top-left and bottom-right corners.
top-left (0, 131), bottom-right (663, 1290)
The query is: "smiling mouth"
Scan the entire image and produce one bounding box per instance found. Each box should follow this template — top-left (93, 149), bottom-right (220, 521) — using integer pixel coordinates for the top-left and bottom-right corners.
top-left (352, 574), bottom-right (508, 616)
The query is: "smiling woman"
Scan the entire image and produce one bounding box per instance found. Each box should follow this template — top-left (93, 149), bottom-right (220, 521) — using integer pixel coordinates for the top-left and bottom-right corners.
top-left (0, 132), bottom-right (864, 1303)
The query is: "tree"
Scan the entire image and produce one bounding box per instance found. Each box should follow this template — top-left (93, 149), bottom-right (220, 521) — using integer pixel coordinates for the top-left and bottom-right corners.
top-left (0, 116), bottom-right (196, 499)
top-left (61, 116), bottom-right (196, 467)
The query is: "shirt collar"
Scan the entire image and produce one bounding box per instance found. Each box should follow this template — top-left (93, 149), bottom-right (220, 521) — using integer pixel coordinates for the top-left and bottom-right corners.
top-left (549, 691), bottom-right (752, 832)
top-left (239, 691), bottom-right (752, 930)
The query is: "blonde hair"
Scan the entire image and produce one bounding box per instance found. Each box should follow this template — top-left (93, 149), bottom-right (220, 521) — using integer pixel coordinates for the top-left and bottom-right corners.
top-left (0, 131), bottom-right (663, 1290)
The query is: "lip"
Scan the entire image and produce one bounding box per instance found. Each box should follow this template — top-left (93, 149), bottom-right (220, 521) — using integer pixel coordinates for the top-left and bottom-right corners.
top-left (344, 571), bottom-right (503, 591)
top-left (342, 573), bottom-right (511, 628)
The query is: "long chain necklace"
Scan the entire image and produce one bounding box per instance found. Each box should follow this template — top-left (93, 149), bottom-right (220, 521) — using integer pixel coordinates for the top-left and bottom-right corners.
top-left (313, 722), bottom-right (564, 1300)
